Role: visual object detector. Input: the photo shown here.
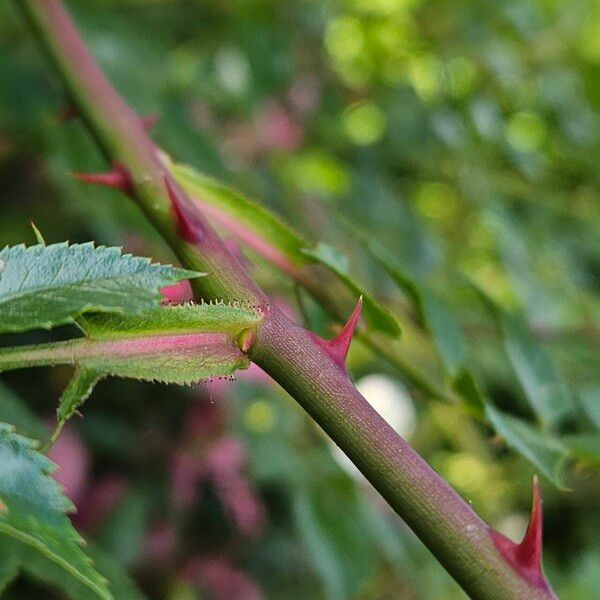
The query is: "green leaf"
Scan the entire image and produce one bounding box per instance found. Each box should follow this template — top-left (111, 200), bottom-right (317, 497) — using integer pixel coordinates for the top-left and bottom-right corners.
top-left (301, 243), bottom-right (400, 337)
top-left (0, 242), bottom-right (201, 333)
top-left (578, 386), bottom-right (600, 431)
top-left (344, 223), bottom-right (466, 375)
top-left (0, 381), bottom-right (46, 441)
top-left (561, 434), bottom-right (600, 462)
top-left (172, 161), bottom-right (312, 268)
top-left (0, 423), bottom-right (112, 599)
top-left (501, 314), bottom-right (572, 427)
top-left (57, 367), bottom-right (102, 423)
top-left (452, 369), bottom-right (486, 418)
top-left (44, 367), bottom-right (103, 452)
top-left (474, 287), bottom-right (572, 428)
top-left (452, 369), bottom-right (570, 488)
top-left (0, 539), bottom-right (148, 600)
top-left (293, 484), bottom-right (376, 600)
top-left (485, 404), bottom-right (569, 488)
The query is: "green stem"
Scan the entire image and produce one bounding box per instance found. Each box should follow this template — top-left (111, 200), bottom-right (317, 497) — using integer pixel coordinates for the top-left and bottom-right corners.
top-left (14, 2), bottom-right (556, 597)
top-left (0, 339), bottom-right (76, 371)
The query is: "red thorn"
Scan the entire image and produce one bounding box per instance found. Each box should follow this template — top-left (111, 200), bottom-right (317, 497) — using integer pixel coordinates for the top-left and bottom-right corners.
top-left (490, 476), bottom-right (550, 592)
top-left (310, 296), bottom-right (362, 370)
top-left (164, 175), bottom-right (207, 243)
top-left (140, 114), bottom-right (159, 130)
top-left (72, 162), bottom-right (133, 195)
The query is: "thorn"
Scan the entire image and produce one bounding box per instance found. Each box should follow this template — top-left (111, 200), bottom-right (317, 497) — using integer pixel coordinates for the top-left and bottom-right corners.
top-left (310, 296), bottom-right (362, 370)
top-left (164, 174), bottom-right (207, 242)
top-left (490, 476), bottom-right (549, 591)
top-left (72, 162), bottom-right (133, 195)
top-left (140, 114), bottom-right (159, 130)
top-left (518, 476), bottom-right (543, 573)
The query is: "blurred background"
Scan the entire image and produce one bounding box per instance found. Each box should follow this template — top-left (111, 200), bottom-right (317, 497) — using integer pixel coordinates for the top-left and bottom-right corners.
top-left (0, 0), bottom-right (599, 598)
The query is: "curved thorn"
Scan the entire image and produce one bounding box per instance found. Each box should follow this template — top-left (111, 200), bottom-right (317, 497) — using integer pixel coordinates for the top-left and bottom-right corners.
top-left (490, 476), bottom-right (550, 592)
top-left (518, 475), bottom-right (543, 571)
top-left (310, 296), bottom-right (363, 370)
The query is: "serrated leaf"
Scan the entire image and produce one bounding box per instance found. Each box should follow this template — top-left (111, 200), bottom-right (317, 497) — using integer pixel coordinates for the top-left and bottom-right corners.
top-left (171, 161), bottom-right (312, 269)
top-left (301, 244), bottom-right (400, 337)
top-left (57, 367), bottom-right (102, 422)
top-left (485, 404), bottom-right (569, 488)
top-left (0, 242), bottom-right (201, 333)
top-left (341, 220), bottom-right (466, 375)
top-left (45, 367), bottom-right (103, 451)
top-left (474, 287), bottom-right (572, 428)
top-left (0, 423), bottom-right (112, 599)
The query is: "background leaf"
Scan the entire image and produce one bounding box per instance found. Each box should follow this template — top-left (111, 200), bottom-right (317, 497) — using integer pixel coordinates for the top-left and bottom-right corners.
top-left (302, 243), bottom-right (400, 337)
top-left (501, 314), bottom-right (573, 428)
top-left (578, 387), bottom-right (600, 432)
top-left (0, 382), bottom-right (46, 441)
top-left (474, 287), bottom-right (573, 428)
top-left (342, 221), bottom-right (466, 375)
top-left (485, 404), bottom-right (569, 488)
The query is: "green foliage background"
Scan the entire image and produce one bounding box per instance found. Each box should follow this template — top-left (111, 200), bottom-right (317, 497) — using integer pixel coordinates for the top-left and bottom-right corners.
top-left (0, 0), bottom-right (599, 598)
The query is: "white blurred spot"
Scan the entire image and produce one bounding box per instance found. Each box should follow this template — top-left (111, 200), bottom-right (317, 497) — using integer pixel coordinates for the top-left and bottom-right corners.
top-left (215, 48), bottom-right (250, 95)
top-left (330, 374), bottom-right (417, 480)
top-left (494, 512), bottom-right (529, 542)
